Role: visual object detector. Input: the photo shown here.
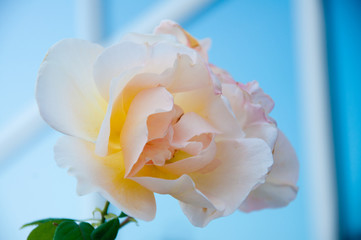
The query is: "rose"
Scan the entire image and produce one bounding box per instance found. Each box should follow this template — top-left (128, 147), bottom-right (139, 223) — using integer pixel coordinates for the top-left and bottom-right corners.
top-left (36, 20), bottom-right (298, 227)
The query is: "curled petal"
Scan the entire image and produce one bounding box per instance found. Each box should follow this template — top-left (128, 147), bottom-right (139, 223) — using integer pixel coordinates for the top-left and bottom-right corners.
top-left (268, 130), bottom-right (299, 185)
top-left (121, 87), bottom-right (174, 177)
top-left (155, 20), bottom-right (200, 48)
top-left (162, 141), bottom-right (217, 175)
top-left (241, 81), bottom-right (275, 114)
top-left (93, 42), bottom-right (148, 101)
top-left (175, 89), bottom-right (244, 140)
top-left (54, 136), bottom-right (156, 221)
top-left (244, 123), bottom-right (278, 149)
top-left (239, 182), bottom-right (298, 212)
top-left (182, 138), bottom-right (273, 227)
top-left (172, 112), bottom-right (219, 144)
top-left (155, 19), bottom-right (210, 60)
top-left (131, 174), bottom-right (218, 210)
top-left (240, 130), bottom-right (299, 212)
top-left (36, 39), bottom-right (107, 142)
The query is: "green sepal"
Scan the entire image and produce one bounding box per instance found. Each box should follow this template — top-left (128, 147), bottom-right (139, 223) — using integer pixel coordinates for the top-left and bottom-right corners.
top-left (118, 212), bottom-right (128, 218)
top-left (92, 208), bottom-right (102, 217)
top-left (104, 213), bottom-right (118, 220)
top-left (91, 218), bottom-right (120, 240)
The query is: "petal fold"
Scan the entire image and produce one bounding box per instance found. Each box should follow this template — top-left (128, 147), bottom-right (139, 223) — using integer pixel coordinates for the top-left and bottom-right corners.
top-left (36, 39), bottom-right (106, 141)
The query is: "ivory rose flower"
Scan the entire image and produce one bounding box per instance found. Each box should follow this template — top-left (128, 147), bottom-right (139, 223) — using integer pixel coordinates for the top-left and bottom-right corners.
top-left (36, 20), bottom-right (298, 227)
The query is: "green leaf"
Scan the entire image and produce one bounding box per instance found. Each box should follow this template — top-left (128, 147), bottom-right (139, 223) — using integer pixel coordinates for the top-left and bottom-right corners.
top-left (27, 221), bottom-right (58, 240)
top-left (54, 221), bottom-right (94, 240)
top-left (22, 218), bottom-right (75, 229)
top-left (91, 218), bottom-right (120, 240)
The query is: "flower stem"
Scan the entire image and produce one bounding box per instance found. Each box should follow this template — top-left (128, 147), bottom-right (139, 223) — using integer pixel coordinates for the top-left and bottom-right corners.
top-left (119, 217), bottom-right (133, 229)
top-left (100, 201), bottom-right (110, 224)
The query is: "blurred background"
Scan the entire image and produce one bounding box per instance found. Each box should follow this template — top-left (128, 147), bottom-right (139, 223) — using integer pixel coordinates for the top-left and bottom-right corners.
top-left (0, 0), bottom-right (360, 239)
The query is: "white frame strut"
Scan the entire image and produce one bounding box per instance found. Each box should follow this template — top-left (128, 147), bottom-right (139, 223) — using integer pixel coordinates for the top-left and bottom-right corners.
top-left (293, 0), bottom-right (338, 239)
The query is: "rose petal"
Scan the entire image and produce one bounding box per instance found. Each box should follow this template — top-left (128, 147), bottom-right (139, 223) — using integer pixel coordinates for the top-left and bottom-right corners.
top-left (121, 87), bottom-right (174, 177)
top-left (54, 136), bottom-right (156, 221)
top-left (244, 123), bottom-right (278, 149)
top-left (36, 39), bottom-right (107, 142)
top-left (239, 130), bottom-right (299, 212)
top-left (95, 68), bottom-right (142, 156)
top-left (131, 174), bottom-right (219, 210)
top-left (165, 54), bottom-right (210, 93)
top-left (222, 83), bottom-right (271, 126)
top-left (241, 81), bottom-right (275, 114)
top-left (210, 64), bottom-right (236, 84)
top-left (172, 112), bottom-right (219, 144)
top-left (269, 130), bottom-right (299, 185)
top-left (206, 95), bottom-right (244, 139)
top-left (181, 138), bottom-right (273, 227)
top-left (154, 19), bottom-right (210, 60)
top-left (93, 42), bottom-right (148, 101)
top-left (147, 109), bottom-right (176, 141)
top-left (155, 20), bottom-right (199, 47)
top-left (238, 182), bottom-right (298, 212)
top-left (162, 141), bottom-right (217, 175)
top-left (174, 89), bottom-right (244, 140)
top-left (179, 203), bottom-right (222, 228)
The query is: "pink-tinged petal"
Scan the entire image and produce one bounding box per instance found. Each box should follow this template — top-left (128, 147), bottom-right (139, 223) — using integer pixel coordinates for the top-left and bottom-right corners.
top-left (131, 174), bottom-right (219, 210)
top-left (239, 182), bottom-right (298, 212)
top-left (241, 81), bottom-right (275, 114)
top-left (165, 54), bottom-right (211, 93)
top-left (147, 109), bottom-right (177, 141)
top-left (172, 112), bottom-right (219, 144)
top-left (162, 140), bottom-right (217, 175)
top-left (210, 64), bottom-right (237, 84)
top-left (174, 89), bottom-right (243, 140)
top-left (154, 20), bottom-right (209, 60)
top-left (54, 136), bottom-right (156, 221)
top-left (268, 130), bottom-right (299, 185)
top-left (179, 202), bottom-right (222, 228)
top-left (179, 142), bottom-right (203, 155)
top-left (155, 20), bottom-right (198, 47)
top-left (222, 83), bottom-right (265, 125)
top-left (239, 130), bottom-right (299, 212)
top-left (244, 123), bottom-right (278, 149)
top-left (121, 87), bottom-right (174, 177)
top-left (182, 138), bottom-right (273, 227)
top-left (206, 95), bottom-right (244, 139)
top-left (36, 39), bottom-right (107, 142)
